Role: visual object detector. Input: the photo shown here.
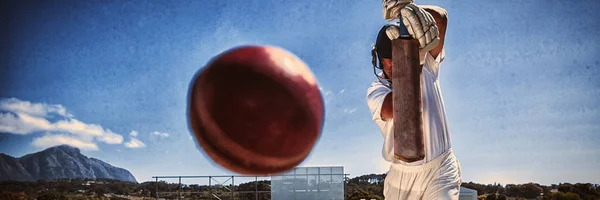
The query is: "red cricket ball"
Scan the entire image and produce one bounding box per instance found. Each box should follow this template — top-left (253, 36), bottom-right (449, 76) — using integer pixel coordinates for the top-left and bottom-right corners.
top-left (188, 45), bottom-right (324, 175)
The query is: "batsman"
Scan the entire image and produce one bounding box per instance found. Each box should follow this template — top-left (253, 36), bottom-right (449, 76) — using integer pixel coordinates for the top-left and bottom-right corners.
top-left (367, 1), bottom-right (462, 199)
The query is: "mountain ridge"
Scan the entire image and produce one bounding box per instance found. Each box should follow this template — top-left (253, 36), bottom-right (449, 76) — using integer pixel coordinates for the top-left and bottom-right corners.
top-left (0, 145), bottom-right (137, 183)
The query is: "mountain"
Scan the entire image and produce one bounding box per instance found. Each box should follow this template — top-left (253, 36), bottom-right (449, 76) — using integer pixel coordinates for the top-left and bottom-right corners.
top-left (0, 153), bottom-right (34, 181)
top-left (0, 145), bottom-right (137, 182)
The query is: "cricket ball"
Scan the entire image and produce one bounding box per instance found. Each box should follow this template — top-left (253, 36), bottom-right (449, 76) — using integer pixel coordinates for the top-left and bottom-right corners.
top-left (188, 45), bottom-right (324, 175)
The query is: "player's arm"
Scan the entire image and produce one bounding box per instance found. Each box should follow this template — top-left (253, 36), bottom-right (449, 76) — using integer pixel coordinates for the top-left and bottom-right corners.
top-left (421, 6), bottom-right (448, 59)
top-left (366, 73), bottom-right (394, 120)
top-left (379, 58), bottom-right (394, 119)
top-left (381, 93), bottom-right (393, 119)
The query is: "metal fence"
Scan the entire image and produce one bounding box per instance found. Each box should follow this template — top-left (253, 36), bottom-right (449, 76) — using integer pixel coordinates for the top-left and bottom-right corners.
top-left (152, 166), bottom-right (348, 200)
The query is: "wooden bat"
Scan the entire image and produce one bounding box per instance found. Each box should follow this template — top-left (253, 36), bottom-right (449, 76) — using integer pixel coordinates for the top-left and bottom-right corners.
top-left (392, 38), bottom-right (425, 163)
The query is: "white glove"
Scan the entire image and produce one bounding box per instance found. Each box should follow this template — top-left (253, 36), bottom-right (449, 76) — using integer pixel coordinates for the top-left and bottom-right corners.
top-left (385, 24), bottom-right (428, 65)
top-left (385, 25), bottom-right (401, 41)
top-left (382, 0), bottom-right (414, 21)
top-left (401, 4), bottom-right (440, 54)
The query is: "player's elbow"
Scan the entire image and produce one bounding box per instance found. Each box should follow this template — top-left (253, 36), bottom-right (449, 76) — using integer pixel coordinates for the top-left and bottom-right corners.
top-left (380, 93), bottom-right (393, 119)
top-left (381, 108), bottom-right (393, 119)
top-left (422, 6), bottom-right (448, 29)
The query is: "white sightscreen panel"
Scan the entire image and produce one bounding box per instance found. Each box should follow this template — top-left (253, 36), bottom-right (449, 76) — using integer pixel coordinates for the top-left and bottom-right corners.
top-left (319, 167), bottom-right (331, 174)
top-left (296, 167), bottom-right (308, 175)
top-left (271, 167), bottom-right (344, 200)
top-left (332, 167), bottom-right (343, 175)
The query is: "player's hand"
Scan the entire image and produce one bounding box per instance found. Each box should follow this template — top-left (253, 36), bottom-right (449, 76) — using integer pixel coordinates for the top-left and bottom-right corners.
top-left (384, 22), bottom-right (432, 65)
top-left (385, 25), bottom-right (402, 41)
top-left (382, 0), bottom-right (414, 21)
top-left (401, 4), bottom-right (440, 54)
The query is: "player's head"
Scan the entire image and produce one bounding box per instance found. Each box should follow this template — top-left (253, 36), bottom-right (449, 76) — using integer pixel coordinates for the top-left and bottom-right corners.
top-left (372, 25), bottom-right (394, 82)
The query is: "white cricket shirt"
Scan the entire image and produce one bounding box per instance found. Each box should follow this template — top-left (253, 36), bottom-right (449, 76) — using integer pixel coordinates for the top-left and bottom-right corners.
top-left (366, 49), bottom-right (451, 166)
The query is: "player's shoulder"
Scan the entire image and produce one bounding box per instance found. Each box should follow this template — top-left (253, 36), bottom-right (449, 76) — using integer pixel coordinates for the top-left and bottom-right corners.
top-left (367, 79), bottom-right (391, 94)
top-left (369, 79), bottom-right (385, 87)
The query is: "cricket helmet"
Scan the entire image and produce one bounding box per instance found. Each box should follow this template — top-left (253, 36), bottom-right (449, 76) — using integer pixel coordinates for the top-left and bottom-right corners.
top-left (372, 24), bottom-right (394, 83)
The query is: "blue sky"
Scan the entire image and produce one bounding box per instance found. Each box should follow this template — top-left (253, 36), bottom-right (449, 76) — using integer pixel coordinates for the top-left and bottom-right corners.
top-left (1, 0), bottom-right (599, 185)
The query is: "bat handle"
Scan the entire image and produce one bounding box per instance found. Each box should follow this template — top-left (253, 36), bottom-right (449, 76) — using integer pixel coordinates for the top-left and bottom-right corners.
top-left (396, 17), bottom-right (411, 38)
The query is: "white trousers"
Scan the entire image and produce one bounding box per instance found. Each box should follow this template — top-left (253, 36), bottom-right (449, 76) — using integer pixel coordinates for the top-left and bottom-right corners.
top-left (384, 149), bottom-right (462, 200)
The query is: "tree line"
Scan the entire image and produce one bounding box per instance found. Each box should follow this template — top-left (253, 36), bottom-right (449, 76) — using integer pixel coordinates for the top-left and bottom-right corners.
top-left (0, 178), bottom-right (271, 200)
top-left (343, 173), bottom-right (600, 200)
top-left (1, 175), bottom-right (599, 200)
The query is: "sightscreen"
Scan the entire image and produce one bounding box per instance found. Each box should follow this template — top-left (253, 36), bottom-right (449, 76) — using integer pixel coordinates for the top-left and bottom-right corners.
top-left (271, 166), bottom-right (344, 200)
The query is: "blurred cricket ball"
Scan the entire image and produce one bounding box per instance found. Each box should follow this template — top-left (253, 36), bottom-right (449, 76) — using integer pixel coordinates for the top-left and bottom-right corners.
top-left (188, 45), bottom-right (324, 175)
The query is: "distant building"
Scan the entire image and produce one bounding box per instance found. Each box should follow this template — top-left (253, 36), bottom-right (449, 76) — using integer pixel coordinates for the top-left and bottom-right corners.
top-left (459, 187), bottom-right (478, 200)
top-left (271, 166), bottom-right (345, 200)
top-left (83, 181), bottom-right (95, 185)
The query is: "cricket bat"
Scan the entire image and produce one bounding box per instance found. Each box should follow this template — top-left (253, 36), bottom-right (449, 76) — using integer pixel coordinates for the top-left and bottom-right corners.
top-left (392, 36), bottom-right (425, 163)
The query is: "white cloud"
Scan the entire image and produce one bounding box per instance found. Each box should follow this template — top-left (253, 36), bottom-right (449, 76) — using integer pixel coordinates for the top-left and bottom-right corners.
top-left (96, 129), bottom-right (124, 144)
top-left (32, 134), bottom-right (99, 151)
top-left (321, 88), bottom-right (334, 104)
top-left (0, 97), bottom-right (73, 118)
top-left (0, 112), bottom-right (42, 134)
top-left (344, 108), bottom-right (357, 114)
top-left (151, 131), bottom-right (170, 138)
top-left (14, 112), bottom-right (55, 133)
top-left (0, 98), bottom-right (127, 150)
top-left (130, 130), bottom-right (138, 137)
top-left (2, 112), bottom-right (123, 144)
top-left (53, 118), bottom-right (105, 137)
top-left (124, 137), bottom-right (146, 148)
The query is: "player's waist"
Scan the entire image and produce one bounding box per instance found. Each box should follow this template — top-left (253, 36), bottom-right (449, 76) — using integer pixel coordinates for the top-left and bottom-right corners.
top-left (389, 148), bottom-right (454, 172)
